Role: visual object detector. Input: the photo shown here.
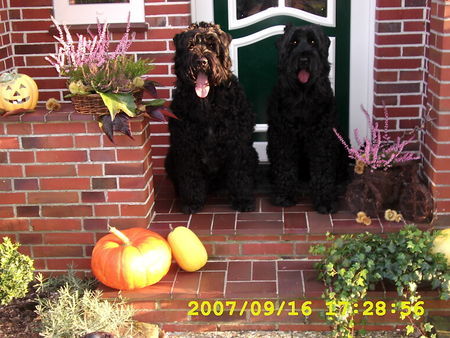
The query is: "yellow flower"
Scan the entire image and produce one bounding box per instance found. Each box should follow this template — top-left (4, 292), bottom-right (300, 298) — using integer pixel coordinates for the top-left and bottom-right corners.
top-left (362, 216), bottom-right (372, 226)
top-left (45, 98), bottom-right (61, 112)
top-left (354, 160), bottom-right (365, 175)
top-left (395, 214), bottom-right (403, 223)
top-left (356, 211), bottom-right (367, 223)
top-left (384, 209), bottom-right (398, 221)
top-left (132, 76), bottom-right (145, 88)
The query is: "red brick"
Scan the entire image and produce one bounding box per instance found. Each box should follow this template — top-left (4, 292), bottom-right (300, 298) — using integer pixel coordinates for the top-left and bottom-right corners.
top-left (105, 163), bottom-right (146, 175)
top-left (74, 135), bottom-right (101, 148)
top-left (0, 137), bottom-right (19, 149)
top-left (77, 164), bottom-right (103, 176)
top-left (107, 190), bottom-right (149, 203)
top-left (92, 177), bottom-right (117, 190)
top-left (375, 82), bottom-right (421, 94)
top-left (36, 150), bottom-right (87, 163)
top-left (44, 232), bottom-right (94, 244)
top-left (47, 258), bottom-right (91, 270)
top-left (28, 191), bottom-right (79, 204)
top-left (0, 206), bottom-right (14, 218)
top-left (40, 177), bottom-right (90, 190)
top-left (18, 233), bottom-right (42, 244)
top-left (145, 3), bottom-right (189, 15)
top-left (0, 218), bottom-right (28, 231)
top-left (21, 136), bottom-right (73, 149)
top-left (120, 203), bottom-right (151, 217)
top-left (25, 164), bottom-right (76, 177)
top-left (42, 205), bottom-right (92, 217)
top-left (0, 179), bottom-right (12, 191)
top-left (6, 123), bottom-right (32, 135)
top-left (33, 122), bottom-right (86, 134)
top-left (16, 206), bottom-right (39, 217)
top-left (9, 151), bottom-right (35, 163)
top-left (0, 192), bottom-right (26, 204)
top-left (376, 0), bottom-right (402, 6)
top-left (0, 165), bottom-right (23, 177)
top-left (94, 204), bottom-right (120, 217)
top-left (376, 8), bottom-right (425, 21)
top-left (32, 218), bottom-right (81, 231)
top-left (81, 191), bottom-right (105, 203)
top-left (375, 58), bottom-right (422, 69)
top-left (241, 243), bottom-right (294, 255)
top-left (89, 150), bottom-right (116, 162)
top-left (33, 245), bottom-right (84, 257)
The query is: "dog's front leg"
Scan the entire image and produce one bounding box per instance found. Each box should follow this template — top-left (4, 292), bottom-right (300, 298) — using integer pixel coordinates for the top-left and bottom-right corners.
top-left (226, 146), bottom-right (258, 212)
top-left (307, 138), bottom-right (338, 214)
top-left (176, 165), bottom-right (207, 214)
top-left (267, 127), bottom-right (299, 207)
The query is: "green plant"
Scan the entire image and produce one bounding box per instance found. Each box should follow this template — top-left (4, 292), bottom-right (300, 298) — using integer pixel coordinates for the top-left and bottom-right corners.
top-left (36, 285), bottom-right (138, 337)
top-left (0, 237), bottom-right (34, 305)
top-left (310, 226), bottom-right (450, 337)
top-left (35, 269), bottom-right (140, 337)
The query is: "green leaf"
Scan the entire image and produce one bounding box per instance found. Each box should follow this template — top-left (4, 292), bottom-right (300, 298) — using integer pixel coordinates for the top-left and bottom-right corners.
top-left (145, 98), bottom-right (165, 106)
top-left (98, 92), bottom-right (137, 120)
top-left (406, 324), bottom-right (414, 335)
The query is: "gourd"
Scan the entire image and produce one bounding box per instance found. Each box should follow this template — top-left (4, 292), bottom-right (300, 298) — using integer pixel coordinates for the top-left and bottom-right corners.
top-left (0, 71), bottom-right (38, 111)
top-left (432, 228), bottom-right (450, 266)
top-left (91, 227), bottom-right (172, 290)
top-left (167, 226), bottom-right (208, 272)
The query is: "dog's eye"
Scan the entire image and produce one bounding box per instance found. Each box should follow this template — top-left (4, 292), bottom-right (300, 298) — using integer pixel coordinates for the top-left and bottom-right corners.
top-left (291, 40), bottom-right (298, 46)
top-left (309, 39), bottom-right (316, 46)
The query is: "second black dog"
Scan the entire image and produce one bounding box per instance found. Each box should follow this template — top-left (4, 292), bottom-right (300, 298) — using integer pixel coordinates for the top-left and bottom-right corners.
top-left (267, 24), bottom-right (348, 213)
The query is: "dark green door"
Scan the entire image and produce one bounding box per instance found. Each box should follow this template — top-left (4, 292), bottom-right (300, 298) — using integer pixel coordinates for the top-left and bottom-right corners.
top-left (212, 0), bottom-right (350, 161)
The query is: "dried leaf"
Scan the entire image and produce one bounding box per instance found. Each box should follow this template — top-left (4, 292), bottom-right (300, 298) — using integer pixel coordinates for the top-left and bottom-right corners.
top-left (97, 113), bottom-right (133, 143)
top-left (143, 80), bottom-right (157, 97)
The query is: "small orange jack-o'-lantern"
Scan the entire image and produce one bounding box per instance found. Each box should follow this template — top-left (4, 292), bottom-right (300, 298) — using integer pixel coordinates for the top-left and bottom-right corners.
top-left (0, 71), bottom-right (38, 112)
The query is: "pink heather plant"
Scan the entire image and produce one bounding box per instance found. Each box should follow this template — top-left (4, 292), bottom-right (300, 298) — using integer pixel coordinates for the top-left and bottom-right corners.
top-left (333, 105), bottom-right (420, 170)
top-left (46, 15), bottom-right (133, 74)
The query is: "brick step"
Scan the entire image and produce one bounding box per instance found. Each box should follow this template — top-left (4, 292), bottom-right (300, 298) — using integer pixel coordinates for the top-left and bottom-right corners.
top-left (100, 259), bottom-right (450, 333)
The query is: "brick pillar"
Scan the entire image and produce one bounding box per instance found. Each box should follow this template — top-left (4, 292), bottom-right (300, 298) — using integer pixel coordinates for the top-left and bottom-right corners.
top-left (0, 109), bottom-right (154, 274)
top-left (423, 0), bottom-right (450, 221)
top-left (374, 0), bottom-right (429, 150)
top-left (0, 0), bottom-right (14, 71)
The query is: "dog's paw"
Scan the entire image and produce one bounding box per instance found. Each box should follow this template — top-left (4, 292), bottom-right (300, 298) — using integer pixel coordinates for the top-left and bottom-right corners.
top-left (232, 198), bottom-right (255, 212)
top-left (181, 203), bottom-right (203, 214)
top-left (315, 201), bottom-right (337, 214)
top-left (272, 195), bottom-right (297, 207)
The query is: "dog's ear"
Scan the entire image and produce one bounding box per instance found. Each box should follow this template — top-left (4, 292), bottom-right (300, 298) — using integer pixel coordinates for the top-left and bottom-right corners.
top-left (214, 24), bottom-right (232, 47)
top-left (277, 23), bottom-right (294, 58)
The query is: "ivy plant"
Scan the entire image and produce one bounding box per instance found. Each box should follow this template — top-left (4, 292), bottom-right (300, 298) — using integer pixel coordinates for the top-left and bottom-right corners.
top-left (310, 226), bottom-right (450, 337)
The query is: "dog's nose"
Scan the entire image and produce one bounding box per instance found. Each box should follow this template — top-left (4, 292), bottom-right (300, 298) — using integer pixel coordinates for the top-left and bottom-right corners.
top-left (197, 57), bottom-right (208, 67)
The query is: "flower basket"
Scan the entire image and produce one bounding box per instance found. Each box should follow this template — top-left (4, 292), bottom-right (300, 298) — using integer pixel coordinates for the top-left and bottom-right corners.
top-left (71, 90), bottom-right (144, 115)
top-left (345, 160), bottom-right (432, 222)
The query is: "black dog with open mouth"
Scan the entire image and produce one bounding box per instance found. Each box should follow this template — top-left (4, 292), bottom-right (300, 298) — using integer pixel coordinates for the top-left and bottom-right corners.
top-left (165, 22), bottom-right (258, 214)
top-left (267, 24), bottom-right (348, 213)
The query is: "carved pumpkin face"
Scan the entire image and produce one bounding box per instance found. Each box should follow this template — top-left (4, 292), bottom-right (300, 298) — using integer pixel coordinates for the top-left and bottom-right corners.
top-left (0, 73), bottom-right (38, 111)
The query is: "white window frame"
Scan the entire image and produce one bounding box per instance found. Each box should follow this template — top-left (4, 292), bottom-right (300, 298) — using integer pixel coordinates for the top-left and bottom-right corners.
top-left (191, 0), bottom-right (375, 156)
top-left (53, 0), bottom-right (145, 25)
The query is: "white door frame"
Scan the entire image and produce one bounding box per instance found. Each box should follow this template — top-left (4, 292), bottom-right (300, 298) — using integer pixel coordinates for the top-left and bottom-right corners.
top-left (191, 0), bottom-right (375, 159)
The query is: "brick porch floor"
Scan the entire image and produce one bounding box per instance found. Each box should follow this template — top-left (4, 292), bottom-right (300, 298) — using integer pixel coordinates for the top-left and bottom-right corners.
top-left (98, 172), bottom-right (450, 333)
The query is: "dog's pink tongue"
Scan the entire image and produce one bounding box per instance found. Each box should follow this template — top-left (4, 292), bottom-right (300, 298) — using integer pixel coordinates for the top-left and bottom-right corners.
top-left (298, 70), bottom-right (310, 84)
top-left (195, 72), bottom-right (210, 98)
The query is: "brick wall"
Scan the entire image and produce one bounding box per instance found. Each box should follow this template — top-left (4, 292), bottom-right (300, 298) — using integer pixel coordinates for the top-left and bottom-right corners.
top-left (0, 0), bottom-right (13, 71)
top-left (0, 109), bottom-right (154, 273)
top-left (374, 0), bottom-right (429, 150)
top-left (423, 0), bottom-right (450, 220)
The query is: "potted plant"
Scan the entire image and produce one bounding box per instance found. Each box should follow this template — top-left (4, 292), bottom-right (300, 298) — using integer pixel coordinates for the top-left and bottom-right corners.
top-left (334, 106), bottom-right (432, 222)
top-left (46, 16), bottom-right (173, 141)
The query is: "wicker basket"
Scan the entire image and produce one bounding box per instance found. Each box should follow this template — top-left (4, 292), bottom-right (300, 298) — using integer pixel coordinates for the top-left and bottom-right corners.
top-left (71, 90), bottom-right (144, 115)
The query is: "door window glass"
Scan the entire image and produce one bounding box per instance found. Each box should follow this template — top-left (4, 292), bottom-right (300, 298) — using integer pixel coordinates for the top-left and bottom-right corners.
top-left (286, 0), bottom-right (327, 17)
top-left (237, 0), bottom-right (277, 19)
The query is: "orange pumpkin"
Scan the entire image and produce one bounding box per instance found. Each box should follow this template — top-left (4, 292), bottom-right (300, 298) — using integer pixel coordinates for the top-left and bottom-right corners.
top-left (0, 72), bottom-right (38, 111)
top-left (91, 227), bottom-right (172, 290)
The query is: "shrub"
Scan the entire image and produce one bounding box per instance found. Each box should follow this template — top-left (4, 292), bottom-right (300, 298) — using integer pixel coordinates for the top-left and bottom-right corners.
top-left (35, 272), bottom-right (140, 337)
top-left (0, 237), bottom-right (34, 305)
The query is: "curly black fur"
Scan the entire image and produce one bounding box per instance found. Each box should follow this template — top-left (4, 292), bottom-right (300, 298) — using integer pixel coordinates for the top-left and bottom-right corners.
top-left (267, 24), bottom-right (348, 213)
top-left (166, 22), bottom-right (258, 214)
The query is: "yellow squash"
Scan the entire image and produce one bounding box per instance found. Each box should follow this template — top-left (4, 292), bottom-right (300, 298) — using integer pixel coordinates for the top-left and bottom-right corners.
top-left (432, 228), bottom-right (450, 266)
top-left (167, 226), bottom-right (208, 272)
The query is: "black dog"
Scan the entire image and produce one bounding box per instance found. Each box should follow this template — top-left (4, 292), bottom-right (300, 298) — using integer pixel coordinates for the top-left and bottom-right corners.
top-left (165, 22), bottom-right (258, 214)
top-left (267, 24), bottom-right (348, 213)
